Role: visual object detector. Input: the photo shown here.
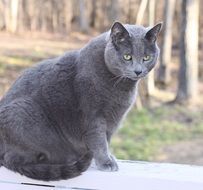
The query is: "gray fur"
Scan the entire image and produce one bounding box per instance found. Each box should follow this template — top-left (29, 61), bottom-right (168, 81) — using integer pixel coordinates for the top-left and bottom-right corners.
top-left (0, 22), bottom-right (161, 181)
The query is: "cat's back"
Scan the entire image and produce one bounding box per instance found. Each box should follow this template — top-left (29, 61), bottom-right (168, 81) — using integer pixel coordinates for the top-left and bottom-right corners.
top-left (0, 50), bottom-right (79, 105)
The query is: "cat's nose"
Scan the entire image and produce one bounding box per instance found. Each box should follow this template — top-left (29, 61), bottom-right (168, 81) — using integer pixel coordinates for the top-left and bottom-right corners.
top-left (134, 70), bottom-right (142, 76)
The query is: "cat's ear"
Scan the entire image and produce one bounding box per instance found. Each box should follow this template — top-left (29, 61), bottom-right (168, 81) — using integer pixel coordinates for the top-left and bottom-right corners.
top-left (145, 23), bottom-right (162, 43)
top-left (110, 22), bottom-right (130, 46)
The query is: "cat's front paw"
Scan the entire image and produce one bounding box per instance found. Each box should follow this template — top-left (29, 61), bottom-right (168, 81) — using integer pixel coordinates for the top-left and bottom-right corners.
top-left (96, 155), bottom-right (118, 172)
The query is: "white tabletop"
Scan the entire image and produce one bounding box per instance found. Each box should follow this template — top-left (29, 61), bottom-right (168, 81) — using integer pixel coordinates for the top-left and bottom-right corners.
top-left (0, 160), bottom-right (203, 190)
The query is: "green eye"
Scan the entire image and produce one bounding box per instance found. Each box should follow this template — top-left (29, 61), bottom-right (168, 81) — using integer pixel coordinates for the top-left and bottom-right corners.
top-left (143, 55), bottom-right (151, 61)
top-left (123, 54), bottom-right (132, 61)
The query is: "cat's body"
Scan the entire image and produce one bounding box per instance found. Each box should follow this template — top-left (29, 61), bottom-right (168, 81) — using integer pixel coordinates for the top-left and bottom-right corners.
top-left (0, 22), bottom-right (161, 181)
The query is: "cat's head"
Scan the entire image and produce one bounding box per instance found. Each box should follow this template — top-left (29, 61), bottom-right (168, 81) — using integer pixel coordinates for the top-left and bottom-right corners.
top-left (104, 22), bottom-right (162, 81)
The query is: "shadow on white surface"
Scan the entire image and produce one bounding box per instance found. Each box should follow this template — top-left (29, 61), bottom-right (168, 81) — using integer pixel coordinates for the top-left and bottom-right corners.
top-left (0, 160), bottom-right (203, 190)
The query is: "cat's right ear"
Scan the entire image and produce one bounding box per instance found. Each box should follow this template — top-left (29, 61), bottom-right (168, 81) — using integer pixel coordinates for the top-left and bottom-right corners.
top-left (145, 23), bottom-right (162, 43)
top-left (110, 22), bottom-right (130, 47)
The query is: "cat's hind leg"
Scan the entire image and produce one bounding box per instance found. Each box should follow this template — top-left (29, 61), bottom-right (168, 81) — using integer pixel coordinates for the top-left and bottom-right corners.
top-left (0, 98), bottom-right (93, 180)
top-left (3, 149), bottom-right (92, 181)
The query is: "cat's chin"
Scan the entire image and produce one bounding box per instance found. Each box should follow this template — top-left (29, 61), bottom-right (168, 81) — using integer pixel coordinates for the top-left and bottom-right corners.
top-left (129, 74), bottom-right (148, 81)
top-left (130, 77), bottom-right (142, 81)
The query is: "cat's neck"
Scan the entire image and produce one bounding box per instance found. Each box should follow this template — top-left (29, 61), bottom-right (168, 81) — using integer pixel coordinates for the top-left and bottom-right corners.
top-left (79, 33), bottom-right (137, 92)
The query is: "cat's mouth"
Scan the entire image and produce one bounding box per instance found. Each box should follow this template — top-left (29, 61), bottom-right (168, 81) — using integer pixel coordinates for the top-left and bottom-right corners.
top-left (126, 71), bottom-right (148, 81)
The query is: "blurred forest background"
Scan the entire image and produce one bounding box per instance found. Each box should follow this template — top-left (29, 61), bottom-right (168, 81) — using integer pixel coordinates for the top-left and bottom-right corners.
top-left (0, 0), bottom-right (203, 165)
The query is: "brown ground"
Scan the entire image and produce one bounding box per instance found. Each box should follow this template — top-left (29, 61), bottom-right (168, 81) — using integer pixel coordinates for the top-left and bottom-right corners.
top-left (156, 139), bottom-right (203, 166)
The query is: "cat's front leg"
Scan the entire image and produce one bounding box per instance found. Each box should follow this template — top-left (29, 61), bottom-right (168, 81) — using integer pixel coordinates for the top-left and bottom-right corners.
top-left (83, 118), bottom-right (118, 172)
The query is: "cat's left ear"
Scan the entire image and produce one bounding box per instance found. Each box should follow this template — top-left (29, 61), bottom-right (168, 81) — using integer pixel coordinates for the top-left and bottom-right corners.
top-left (145, 23), bottom-right (162, 43)
top-left (110, 22), bottom-right (130, 47)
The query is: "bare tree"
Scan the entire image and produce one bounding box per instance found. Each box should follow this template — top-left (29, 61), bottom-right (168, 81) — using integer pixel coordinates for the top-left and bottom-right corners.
top-left (10, 0), bottom-right (19, 32)
top-left (3, 0), bottom-right (19, 33)
top-left (90, 0), bottom-right (96, 27)
top-left (0, 0), bottom-right (5, 29)
top-left (4, 0), bottom-right (11, 31)
top-left (158, 0), bottom-right (176, 85)
top-left (94, 0), bottom-right (107, 31)
top-left (64, 0), bottom-right (73, 33)
top-left (109, 0), bottom-right (119, 22)
top-left (79, 0), bottom-right (89, 33)
top-left (175, 0), bottom-right (199, 104)
top-left (20, 0), bottom-right (31, 31)
top-left (136, 0), bottom-right (148, 24)
top-left (147, 0), bottom-right (156, 95)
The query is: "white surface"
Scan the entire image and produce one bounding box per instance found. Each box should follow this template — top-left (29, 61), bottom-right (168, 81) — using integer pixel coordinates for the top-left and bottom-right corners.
top-left (0, 160), bottom-right (203, 190)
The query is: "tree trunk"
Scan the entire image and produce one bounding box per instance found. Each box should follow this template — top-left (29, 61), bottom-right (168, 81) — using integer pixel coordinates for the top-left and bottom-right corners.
top-left (147, 0), bottom-right (156, 95)
top-left (158, 0), bottom-right (176, 86)
top-left (0, 0), bottom-right (6, 30)
top-left (90, 0), bottom-right (96, 27)
top-left (109, 0), bottom-right (119, 22)
top-left (21, 0), bottom-right (31, 31)
top-left (10, 0), bottom-right (19, 33)
top-left (4, 0), bottom-right (11, 31)
top-left (79, 0), bottom-right (89, 33)
top-left (136, 0), bottom-right (148, 24)
top-left (175, 0), bottom-right (199, 104)
top-left (64, 0), bottom-right (72, 33)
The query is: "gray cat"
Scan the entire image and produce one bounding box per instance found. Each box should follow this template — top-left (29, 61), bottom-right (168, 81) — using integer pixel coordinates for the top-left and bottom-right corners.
top-left (0, 22), bottom-right (161, 181)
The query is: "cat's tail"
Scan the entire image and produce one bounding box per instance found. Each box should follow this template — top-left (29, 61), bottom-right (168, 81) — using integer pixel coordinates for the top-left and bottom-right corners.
top-left (16, 152), bottom-right (93, 181)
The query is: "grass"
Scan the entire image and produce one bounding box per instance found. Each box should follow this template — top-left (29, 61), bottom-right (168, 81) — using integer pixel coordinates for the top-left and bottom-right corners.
top-left (111, 105), bottom-right (203, 161)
